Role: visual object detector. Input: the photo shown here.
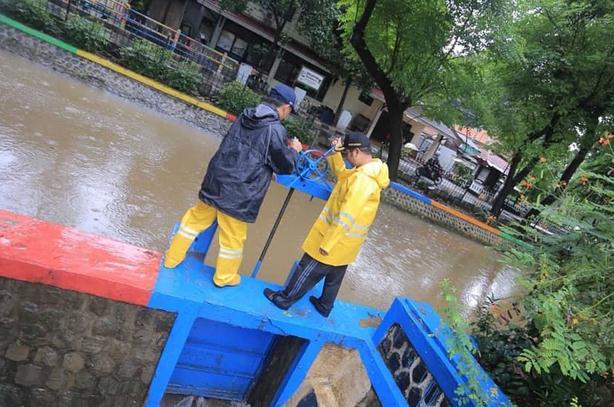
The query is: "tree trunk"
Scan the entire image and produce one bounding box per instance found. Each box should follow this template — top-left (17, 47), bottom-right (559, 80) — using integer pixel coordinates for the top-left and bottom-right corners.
top-left (540, 145), bottom-right (590, 206)
top-left (349, 0), bottom-right (408, 180)
top-left (333, 78), bottom-right (352, 125)
top-left (386, 102), bottom-right (404, 181)
top-left (491, 151), bottom-right (522, 216)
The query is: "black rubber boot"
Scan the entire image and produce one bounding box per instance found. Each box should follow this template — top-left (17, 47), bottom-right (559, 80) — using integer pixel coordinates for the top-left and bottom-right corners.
top-left (309, 296), bottom-right (331, 317)
top-left (263, 288), bottom-right (292, 310)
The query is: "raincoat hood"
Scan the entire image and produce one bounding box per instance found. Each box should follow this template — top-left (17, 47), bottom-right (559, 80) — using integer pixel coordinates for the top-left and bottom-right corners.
top-left (358, 158), bottom-right (390, 189)
top-left (241, 103), bottom-right (280, 130)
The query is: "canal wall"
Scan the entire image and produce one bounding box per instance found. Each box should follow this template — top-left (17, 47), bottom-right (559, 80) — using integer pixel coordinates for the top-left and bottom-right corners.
top-left (0, 17), bottom-right (232, 138)
top-left (0, 278), bottom-right (174, 406)
top-left (0, 210), bottom-right (174, 406)
top-left (0, 13), bottom-right (508, 248)
top-left (383, 184), bottom-right (501, 246)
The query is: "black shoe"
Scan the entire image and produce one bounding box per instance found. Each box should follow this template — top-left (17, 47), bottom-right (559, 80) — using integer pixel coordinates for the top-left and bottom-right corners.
top-left (309, 296), bottom-right (331, 317)
top-left (263, 288), bottom-right (292, 310)
top-left (263, 288), bottom-right (279, 302)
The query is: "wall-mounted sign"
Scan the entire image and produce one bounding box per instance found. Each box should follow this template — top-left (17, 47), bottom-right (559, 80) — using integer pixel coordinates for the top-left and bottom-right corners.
top-left (296, 66), bottom-right (324, 91)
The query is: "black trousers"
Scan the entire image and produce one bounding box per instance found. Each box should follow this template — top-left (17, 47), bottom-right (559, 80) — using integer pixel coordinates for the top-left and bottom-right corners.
top-left (278, 253), bottom-right (348, 313)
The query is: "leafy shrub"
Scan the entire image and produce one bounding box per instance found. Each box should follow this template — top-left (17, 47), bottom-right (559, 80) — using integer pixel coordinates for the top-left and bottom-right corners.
top-left (284, 115), bottom-right (314, 145)
top-left (214, 81), bottom-right (261, 115)
top-left (163, 60), bottom-right (201, 94)
top-left (453, 164), bottom-right (474, 183)
top-left (120, 40), bottom-right (201, 94)
top-left (62, 16), bottom-right (108, 53)
top-left (120, 39), bottom-right (172, 79)
top-left (2, 0), bottom-right (59, 34)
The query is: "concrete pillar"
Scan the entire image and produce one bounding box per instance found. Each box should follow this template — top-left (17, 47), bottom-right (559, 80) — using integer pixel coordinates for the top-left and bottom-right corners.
top-left (267, 53), bottom-right (283, 85)
top-left (147, 0), bottom-right (188, 29)
top-left (409, 122), bottom-right (426, 145)
top-left (423, 134), bottom-right (443, 162)
top-left (208, 16), bottom-right (226, 48)
top-left (366, 105), bottom-right (384, 138)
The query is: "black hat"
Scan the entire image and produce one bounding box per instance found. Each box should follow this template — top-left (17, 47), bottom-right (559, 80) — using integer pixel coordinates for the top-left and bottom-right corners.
top-left (340, 132), bottom-right (371, 151)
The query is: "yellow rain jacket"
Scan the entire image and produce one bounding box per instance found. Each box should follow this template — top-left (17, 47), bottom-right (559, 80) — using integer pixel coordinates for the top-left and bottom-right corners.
top-left (302, 152), bottom-right (390, 266)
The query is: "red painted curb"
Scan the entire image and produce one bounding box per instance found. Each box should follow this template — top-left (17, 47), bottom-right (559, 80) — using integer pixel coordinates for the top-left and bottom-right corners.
top-left (0, 210), bottom-right (160, 306)
top-left (225, 113), bottom-right (237, 121)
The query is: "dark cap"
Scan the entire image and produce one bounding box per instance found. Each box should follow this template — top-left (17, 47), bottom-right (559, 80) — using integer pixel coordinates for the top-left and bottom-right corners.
top-left (340, 132), bottom-right (371, 151)
top-left (269, 84), bottom-right (296, 111)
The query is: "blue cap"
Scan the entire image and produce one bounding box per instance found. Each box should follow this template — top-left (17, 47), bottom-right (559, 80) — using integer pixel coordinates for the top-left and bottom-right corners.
top-left (270, 84), bottom-right (296, 111)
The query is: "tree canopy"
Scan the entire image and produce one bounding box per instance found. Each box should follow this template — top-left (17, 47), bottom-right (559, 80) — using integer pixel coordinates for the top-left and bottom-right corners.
top-left (466, 0), bottom-right (614, 215)
top-left (339, 0), bottom-right (506, 180)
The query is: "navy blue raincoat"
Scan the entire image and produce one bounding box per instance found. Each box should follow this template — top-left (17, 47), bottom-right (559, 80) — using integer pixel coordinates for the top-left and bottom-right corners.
top-left (199, 104), bottom-right (297, 223)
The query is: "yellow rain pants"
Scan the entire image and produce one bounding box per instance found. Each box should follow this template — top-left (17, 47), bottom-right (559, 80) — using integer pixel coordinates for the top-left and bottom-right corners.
top-left (163, 201), bottom-right (247, 287)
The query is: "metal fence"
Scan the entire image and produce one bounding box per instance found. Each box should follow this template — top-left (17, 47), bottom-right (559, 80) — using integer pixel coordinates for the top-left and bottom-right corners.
top-left (386, 148), bottom-right (535, 221)
top-left (5, 0), bottom-right (240, 96)
top-left (376, 148), bottom-right (492, 213)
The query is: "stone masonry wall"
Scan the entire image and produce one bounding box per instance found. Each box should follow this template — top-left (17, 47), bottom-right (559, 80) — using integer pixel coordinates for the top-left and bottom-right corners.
top-left (0, 277), bottom-right (175, 406)
top-left (382, 188), bottom-right (501, 246)
top-left (0, 24), bottom-right (231, 139)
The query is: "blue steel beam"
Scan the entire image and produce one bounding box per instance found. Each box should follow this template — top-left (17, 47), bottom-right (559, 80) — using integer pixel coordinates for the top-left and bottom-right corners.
top-left (145, 309), bottom-right (199, 407)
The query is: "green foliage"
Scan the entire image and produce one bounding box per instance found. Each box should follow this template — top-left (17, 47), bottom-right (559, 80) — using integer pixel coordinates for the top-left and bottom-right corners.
top-left (464, 0), bottom-right (614, 213)
top-left (164, 60), bottom-right (202, 94)
top-left (2, 0), bottom-right (60, 34)
top-left (120, 39), bottom-right (172, 79)
top-left (443, 142), bottom-right (613, 405)
top-left (440, 280), bottom-right (502, 407)
top-left (489, 146), bottom-right (614, 404)
top-left (454, 164), bottom-right (475, 184)
top-left (120, 39), bottom-right (201, 94)
top-left (502, 154), bottom-right (613, 381)
top-left (284, 115), bottom-right (313, 145)
top-left (63, 16), bottom-right (108, 53)
top-left (214, 81), bottom-right (261, 115)
top-left (470, 297), bottom-right (611, 406)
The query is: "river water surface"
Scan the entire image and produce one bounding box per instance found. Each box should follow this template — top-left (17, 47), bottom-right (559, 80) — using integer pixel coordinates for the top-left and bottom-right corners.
top-left (0, 49), bottom-right (516, 311)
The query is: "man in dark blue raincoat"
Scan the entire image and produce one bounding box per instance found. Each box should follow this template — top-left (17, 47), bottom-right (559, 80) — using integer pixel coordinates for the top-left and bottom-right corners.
top-left (164, 84), bottom-right (303, 287)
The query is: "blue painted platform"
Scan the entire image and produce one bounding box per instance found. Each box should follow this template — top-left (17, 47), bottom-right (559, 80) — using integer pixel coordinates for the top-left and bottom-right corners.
top-left (142, 171), bottom-right (511, 406)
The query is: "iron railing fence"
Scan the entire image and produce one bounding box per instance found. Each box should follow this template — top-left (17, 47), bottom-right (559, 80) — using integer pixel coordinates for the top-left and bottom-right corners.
top-left (2, 0), bottom-right (240, 96)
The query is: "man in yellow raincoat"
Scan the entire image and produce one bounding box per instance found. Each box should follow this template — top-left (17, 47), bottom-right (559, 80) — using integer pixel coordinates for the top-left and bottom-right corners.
top-left (264, 132), bottom-right (390, 317)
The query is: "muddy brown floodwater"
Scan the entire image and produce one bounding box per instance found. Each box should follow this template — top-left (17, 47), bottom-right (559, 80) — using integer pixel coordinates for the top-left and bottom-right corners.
top-left (0, 49), bottom-right (516, 311)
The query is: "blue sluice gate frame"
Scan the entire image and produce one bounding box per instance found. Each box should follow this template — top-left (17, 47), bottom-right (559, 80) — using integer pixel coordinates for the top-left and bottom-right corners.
top-left (144, 173), bottom-right (511, 407)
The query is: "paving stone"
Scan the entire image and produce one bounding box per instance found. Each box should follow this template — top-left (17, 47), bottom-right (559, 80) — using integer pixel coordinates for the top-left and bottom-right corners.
top-left (117, 360), bottom-right (140, 378)
top-left (92, 316), bottom-right (116, 336)
top-left (19, 322), bottom-right (48, 341)
top-left (87, 297), bottom-right (108, 316)
top-left (34, 346), bottom-right (59, 367)
top-left (80, 336), bottom-right (106, 355)
top-left (89, 355), bottom-right (116, 375)
top-left (0, 383), bottom-right (25, 406)
top-left (28, 387), bottom-right (57, 405)
top-left (98, 376), bottom-right (120, 395)
top-left (63, 352), bottom-right (86, 373)
top-left (15, 364), bottom-right (44, 386)
top-left (5, 342), bottom-right (30, 361)
top-left (38, 308), bottom-right (66, 330)
top-left (140, 365), bottom-right (154, 384)
top-left (74, 370), bottom-right (97, 390)
top-left (46, 368), bottom-right (75, 391)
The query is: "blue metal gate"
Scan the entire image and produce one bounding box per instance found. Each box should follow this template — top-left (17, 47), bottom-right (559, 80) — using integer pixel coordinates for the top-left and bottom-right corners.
top-left (166, 318), bottom-right (276, 400)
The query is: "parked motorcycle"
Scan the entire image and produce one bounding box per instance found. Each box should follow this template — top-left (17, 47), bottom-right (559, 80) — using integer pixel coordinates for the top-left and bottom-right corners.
top-left (415, 157), bottom-right (444, 186)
